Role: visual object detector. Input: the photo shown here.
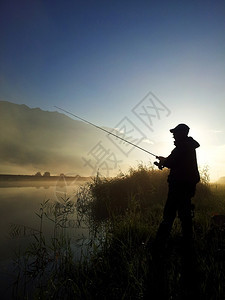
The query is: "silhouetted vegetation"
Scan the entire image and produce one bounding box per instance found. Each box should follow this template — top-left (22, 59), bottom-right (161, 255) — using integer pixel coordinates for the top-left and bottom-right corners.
top-left (35, 171), bottom-right (42, 177)
top-left (86, 164), bottom-right (169, 221)
top-left (11, 164), bottom-right (225, 299)
top-left (43, 171), bottom-right (51, 177)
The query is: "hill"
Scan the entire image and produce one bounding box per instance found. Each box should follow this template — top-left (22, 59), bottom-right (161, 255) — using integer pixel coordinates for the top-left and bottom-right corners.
top-left (0, 101), bottom-right (149, 176)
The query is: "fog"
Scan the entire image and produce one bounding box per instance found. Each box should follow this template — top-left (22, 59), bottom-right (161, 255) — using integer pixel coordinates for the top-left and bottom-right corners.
top-left (0, 101), bottom-right (159, 177)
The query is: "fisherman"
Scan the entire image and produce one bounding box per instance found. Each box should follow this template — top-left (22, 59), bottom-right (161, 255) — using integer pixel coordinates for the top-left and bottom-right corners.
top-left (155, 123), bottom-right (200, 247)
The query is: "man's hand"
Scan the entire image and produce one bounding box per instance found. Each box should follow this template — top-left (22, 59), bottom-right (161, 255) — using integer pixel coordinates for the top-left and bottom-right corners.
top-left (157, 156), bottom-right (166, 164)
top-left (154, 156), bottom-right (166, 170)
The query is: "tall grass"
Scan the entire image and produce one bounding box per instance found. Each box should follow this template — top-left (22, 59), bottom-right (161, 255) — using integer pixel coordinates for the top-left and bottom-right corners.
top-left (11, 164), bottom-right (225, 299)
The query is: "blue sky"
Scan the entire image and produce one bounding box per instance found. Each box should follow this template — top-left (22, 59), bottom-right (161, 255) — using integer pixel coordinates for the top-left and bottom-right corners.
top-left (1, 0), bottom-right (225, 180)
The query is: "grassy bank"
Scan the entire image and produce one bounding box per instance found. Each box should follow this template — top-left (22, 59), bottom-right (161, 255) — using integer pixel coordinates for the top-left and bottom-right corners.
top-left (12, 164), bottom-right (225, 299)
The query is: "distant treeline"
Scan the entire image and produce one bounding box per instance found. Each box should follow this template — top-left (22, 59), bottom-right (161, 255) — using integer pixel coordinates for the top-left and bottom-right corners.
top-left (0, 174), bottom-right (88, 182)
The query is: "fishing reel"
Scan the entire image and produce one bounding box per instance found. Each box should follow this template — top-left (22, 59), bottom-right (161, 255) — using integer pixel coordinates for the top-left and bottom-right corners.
top-left (154, 156), bottom-right (165, 170)
top-left (154, 161), bottom-right (163, 170)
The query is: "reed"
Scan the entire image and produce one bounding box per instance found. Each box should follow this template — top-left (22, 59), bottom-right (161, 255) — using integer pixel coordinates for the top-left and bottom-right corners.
top-left (11, 164), bottom-right (225, 299)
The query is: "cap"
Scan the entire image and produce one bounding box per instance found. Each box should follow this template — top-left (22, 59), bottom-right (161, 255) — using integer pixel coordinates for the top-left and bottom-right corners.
top-left (170, 123), bottom-right (189, 135)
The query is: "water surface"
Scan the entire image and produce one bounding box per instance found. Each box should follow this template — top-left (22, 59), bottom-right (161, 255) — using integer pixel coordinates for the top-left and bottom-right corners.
top-left (0, 180), bottom-right (89, 298)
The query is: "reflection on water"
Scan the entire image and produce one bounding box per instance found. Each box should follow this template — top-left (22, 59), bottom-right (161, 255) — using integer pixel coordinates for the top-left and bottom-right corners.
top-left (0, 181), bottom-right (89, 299)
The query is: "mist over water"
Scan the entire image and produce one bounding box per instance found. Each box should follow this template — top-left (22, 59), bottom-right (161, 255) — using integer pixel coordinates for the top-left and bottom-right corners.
top-left (0, 181), bottom-right (86, 258)
top-left (0, 181), bottom-right (88, 298)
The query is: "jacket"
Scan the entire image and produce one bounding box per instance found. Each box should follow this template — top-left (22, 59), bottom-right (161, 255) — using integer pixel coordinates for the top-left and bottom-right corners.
top-left (164, 136), bottom-right (200, 184)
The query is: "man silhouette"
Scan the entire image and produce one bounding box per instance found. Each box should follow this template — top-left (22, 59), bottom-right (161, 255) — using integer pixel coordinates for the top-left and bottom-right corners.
top-left (155, 123), bottom-right (200, 247)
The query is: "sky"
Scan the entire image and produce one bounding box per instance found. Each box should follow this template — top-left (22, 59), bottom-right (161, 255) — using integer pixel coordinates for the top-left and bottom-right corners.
top-left (0, 0), bottom-right (225, 181)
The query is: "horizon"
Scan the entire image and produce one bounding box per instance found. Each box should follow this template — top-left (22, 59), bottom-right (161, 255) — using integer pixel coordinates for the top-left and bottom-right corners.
top-left (0, 99), bottom-right (225, 182)
top-left (1, 100), bottom-right (225, 182)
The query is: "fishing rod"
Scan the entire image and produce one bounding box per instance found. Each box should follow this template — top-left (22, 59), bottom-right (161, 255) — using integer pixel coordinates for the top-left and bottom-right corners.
top-left (54, 106), bottom-right (158, 158)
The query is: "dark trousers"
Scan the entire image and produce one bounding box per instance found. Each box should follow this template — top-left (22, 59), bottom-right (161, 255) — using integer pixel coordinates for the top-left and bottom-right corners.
top-left (156, 182), bottom-right (196, 244)
top-left (152, 183), bottom-right (198, 299)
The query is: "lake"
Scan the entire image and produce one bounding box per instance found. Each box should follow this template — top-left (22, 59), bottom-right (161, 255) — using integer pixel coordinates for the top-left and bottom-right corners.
top-left (0, 179), bottom-right (90, 299)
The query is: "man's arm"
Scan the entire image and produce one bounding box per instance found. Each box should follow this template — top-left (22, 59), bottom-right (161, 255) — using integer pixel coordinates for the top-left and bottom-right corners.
top-left (155, 149), bottom-right (177, 169)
